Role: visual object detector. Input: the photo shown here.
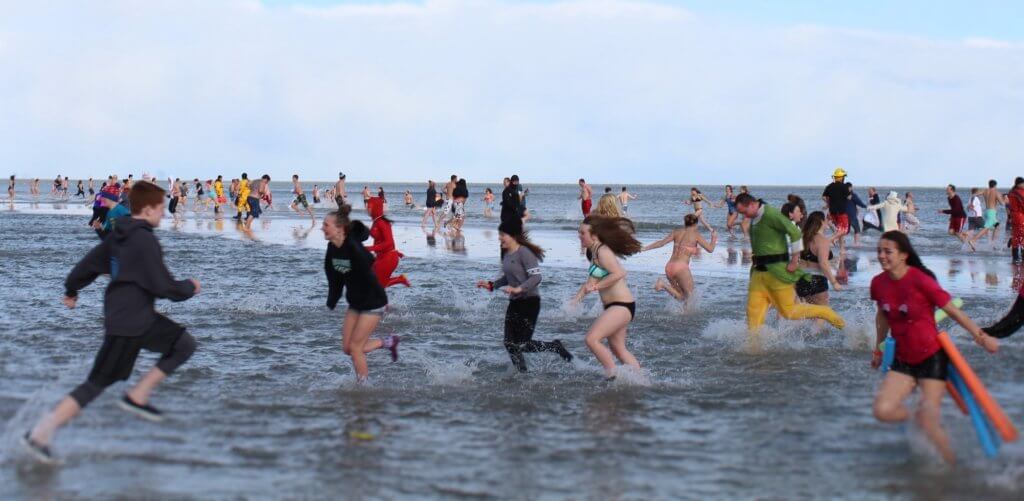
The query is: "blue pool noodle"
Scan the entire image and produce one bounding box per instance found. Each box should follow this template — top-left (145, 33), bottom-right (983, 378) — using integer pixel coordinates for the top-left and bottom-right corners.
top-left (949, 365), bottom-right (999, 458)
top-left (880, 337), bottom-right (895, 373)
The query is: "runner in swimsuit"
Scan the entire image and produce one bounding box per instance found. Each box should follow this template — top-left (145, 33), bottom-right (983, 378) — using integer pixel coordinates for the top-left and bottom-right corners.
top-left (482, 188), bottom-right (495, 218)
top-left (717, 185), bottom-right (741, 237)
top-left (574, 215), bottom-right (642, 379)
top-left (643, 214), bottom-right (717, 303)
top-left (796, 212), bottom-right (844, 332)
top-left (682, 187), bottom-right (715, 233)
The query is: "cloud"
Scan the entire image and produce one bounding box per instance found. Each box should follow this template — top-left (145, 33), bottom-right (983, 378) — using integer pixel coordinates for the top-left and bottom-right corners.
top-left (964, 37), bottom-right (1014, 49)
top-left (1, 0), bottom-right (1022, 185)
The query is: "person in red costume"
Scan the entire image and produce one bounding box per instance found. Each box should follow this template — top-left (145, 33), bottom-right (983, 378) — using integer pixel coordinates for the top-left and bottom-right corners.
top-left (1006, 176), bottom-right (1024, 263)
top-left (365, 197), bottom-right (411, 288)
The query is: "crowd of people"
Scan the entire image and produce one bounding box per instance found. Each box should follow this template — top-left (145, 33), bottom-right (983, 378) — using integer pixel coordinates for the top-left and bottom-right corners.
top-left (8, 167), bottom-right (1024, 467)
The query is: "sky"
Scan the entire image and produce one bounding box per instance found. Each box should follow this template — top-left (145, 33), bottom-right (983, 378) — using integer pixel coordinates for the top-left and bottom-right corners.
top-left (1, 0), bottom-right (1022, 186)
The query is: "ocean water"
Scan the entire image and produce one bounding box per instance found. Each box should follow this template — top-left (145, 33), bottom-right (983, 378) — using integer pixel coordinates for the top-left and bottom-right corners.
top-left (1, 181), bottom-right (1023, 499)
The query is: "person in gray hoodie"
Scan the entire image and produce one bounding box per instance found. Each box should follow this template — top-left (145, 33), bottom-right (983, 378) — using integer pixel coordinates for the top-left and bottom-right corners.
top-left (477, 218), bottom-right (572, 372)
top-left (22, 181), bottom-right (200, 464)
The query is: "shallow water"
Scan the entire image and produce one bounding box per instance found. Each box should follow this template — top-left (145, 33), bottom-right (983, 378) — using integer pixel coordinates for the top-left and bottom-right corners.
top-left (1, 183), bottom-right (1023, 499)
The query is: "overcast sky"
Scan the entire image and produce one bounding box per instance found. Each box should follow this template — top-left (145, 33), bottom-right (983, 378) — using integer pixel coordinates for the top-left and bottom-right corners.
top-left (2, 0), bottom-right (1022, 185)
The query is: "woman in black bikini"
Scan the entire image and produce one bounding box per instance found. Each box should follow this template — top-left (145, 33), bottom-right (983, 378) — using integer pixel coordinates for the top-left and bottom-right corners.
top-left (682, 187), bottom-right (715, 233)
top-left (573, 215), bottom-right (643, 379)
top-left (796, 212), bottom-right (843, 332)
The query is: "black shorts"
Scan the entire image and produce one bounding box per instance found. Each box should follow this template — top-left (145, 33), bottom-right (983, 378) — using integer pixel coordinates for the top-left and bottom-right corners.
top-left (247, 196), bottom-right (262, 218)
top-left (168, 197), bottom-right (179, 214)
top-left (86, 314), bottom-right (186, 386)
top-left (890, 350), bottom-right (949, 381)
top-left (968, 217), bottom-right (984, 231)
top-left (796, 275), bottom-right (828, 298)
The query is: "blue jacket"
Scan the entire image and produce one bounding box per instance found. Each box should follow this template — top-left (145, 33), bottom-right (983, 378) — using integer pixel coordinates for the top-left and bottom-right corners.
top-left (846, 192), bottom-right (866, 217)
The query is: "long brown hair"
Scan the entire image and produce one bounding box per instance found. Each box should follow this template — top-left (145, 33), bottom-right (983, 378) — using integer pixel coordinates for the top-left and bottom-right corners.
top-left (583, 215), bottom-right (641, 257)
top-left (514, 232), bottom-right (545, 262)
top-left (802, 211), bottom-right (826, 250)
top-left (683, 214), bottom-right (698, 227)
top-left (880, 230), bottom-right (935, 279)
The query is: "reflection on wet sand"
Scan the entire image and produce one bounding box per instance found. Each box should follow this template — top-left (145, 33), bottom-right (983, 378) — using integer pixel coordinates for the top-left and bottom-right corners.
top-left (9, 201), bottom-right (1023, 298)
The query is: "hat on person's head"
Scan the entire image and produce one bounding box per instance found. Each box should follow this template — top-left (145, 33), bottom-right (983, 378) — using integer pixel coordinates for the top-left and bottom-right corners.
top-left (833, 167), bottom-right (847, 179)
top-left (498, 218), bottom-right (524, 237)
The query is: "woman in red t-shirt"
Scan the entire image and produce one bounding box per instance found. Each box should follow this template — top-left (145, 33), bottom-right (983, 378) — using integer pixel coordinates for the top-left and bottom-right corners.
top-left (870, 231), bottom-right (998, 463)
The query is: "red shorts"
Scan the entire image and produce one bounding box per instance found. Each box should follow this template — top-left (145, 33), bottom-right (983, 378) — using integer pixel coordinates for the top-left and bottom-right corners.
top-left (829, 213), bottom-right (849, 234)
top-left (949, 217), bottom-right (965, 233)
top-left (582, 199), bottom-right (592, 216)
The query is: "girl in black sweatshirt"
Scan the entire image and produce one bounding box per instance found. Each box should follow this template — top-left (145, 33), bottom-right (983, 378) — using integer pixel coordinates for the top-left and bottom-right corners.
top-left (323, 204), bottom-right (399, 382)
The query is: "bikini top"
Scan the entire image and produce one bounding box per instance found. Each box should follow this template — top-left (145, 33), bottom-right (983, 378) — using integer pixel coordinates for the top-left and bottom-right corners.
top-left (799, 248), bottom-right (834, 263)
top-left (588, 245), bottom-right (610, 279)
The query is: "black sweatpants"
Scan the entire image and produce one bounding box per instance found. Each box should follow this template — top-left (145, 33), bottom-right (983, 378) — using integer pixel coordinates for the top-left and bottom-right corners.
top-left (984, 295), bottom-right (1024, 339)
top-left (69, 314), bottom-right (196, 407)
top-left (504, 297), bottom-right (560, 372)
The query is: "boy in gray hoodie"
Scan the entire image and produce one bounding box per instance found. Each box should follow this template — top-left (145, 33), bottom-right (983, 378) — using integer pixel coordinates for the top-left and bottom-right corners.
top-left (23, 181), bottom-right (201, 464)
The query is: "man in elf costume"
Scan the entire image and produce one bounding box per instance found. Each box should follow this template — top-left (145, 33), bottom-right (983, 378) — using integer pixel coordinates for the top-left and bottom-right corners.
top-left (734, 193), bottom-right (845, 332)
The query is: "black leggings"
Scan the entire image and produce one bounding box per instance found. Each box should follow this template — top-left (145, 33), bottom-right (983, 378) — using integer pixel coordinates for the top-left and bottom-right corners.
top-left (70, 318), bottom-right (197, 408)
top-left (504, 297), bottom-right (560, 372)
top-left (983, 295), bottom-right (1024, 339)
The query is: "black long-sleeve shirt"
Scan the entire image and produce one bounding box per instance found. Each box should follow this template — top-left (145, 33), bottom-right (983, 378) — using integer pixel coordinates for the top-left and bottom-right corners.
top-left (325, 221), bottom-right (388, 311)
top-left (500, 183), bottom-right (522, 223)
top-left (942, 194), bottom-right (966, 218)
top-left (64, 217), bottom-right (196, 337)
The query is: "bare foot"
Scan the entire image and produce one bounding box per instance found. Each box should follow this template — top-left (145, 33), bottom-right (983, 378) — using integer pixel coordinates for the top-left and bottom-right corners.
top-left (654, 278), bottom-right (666, 292)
